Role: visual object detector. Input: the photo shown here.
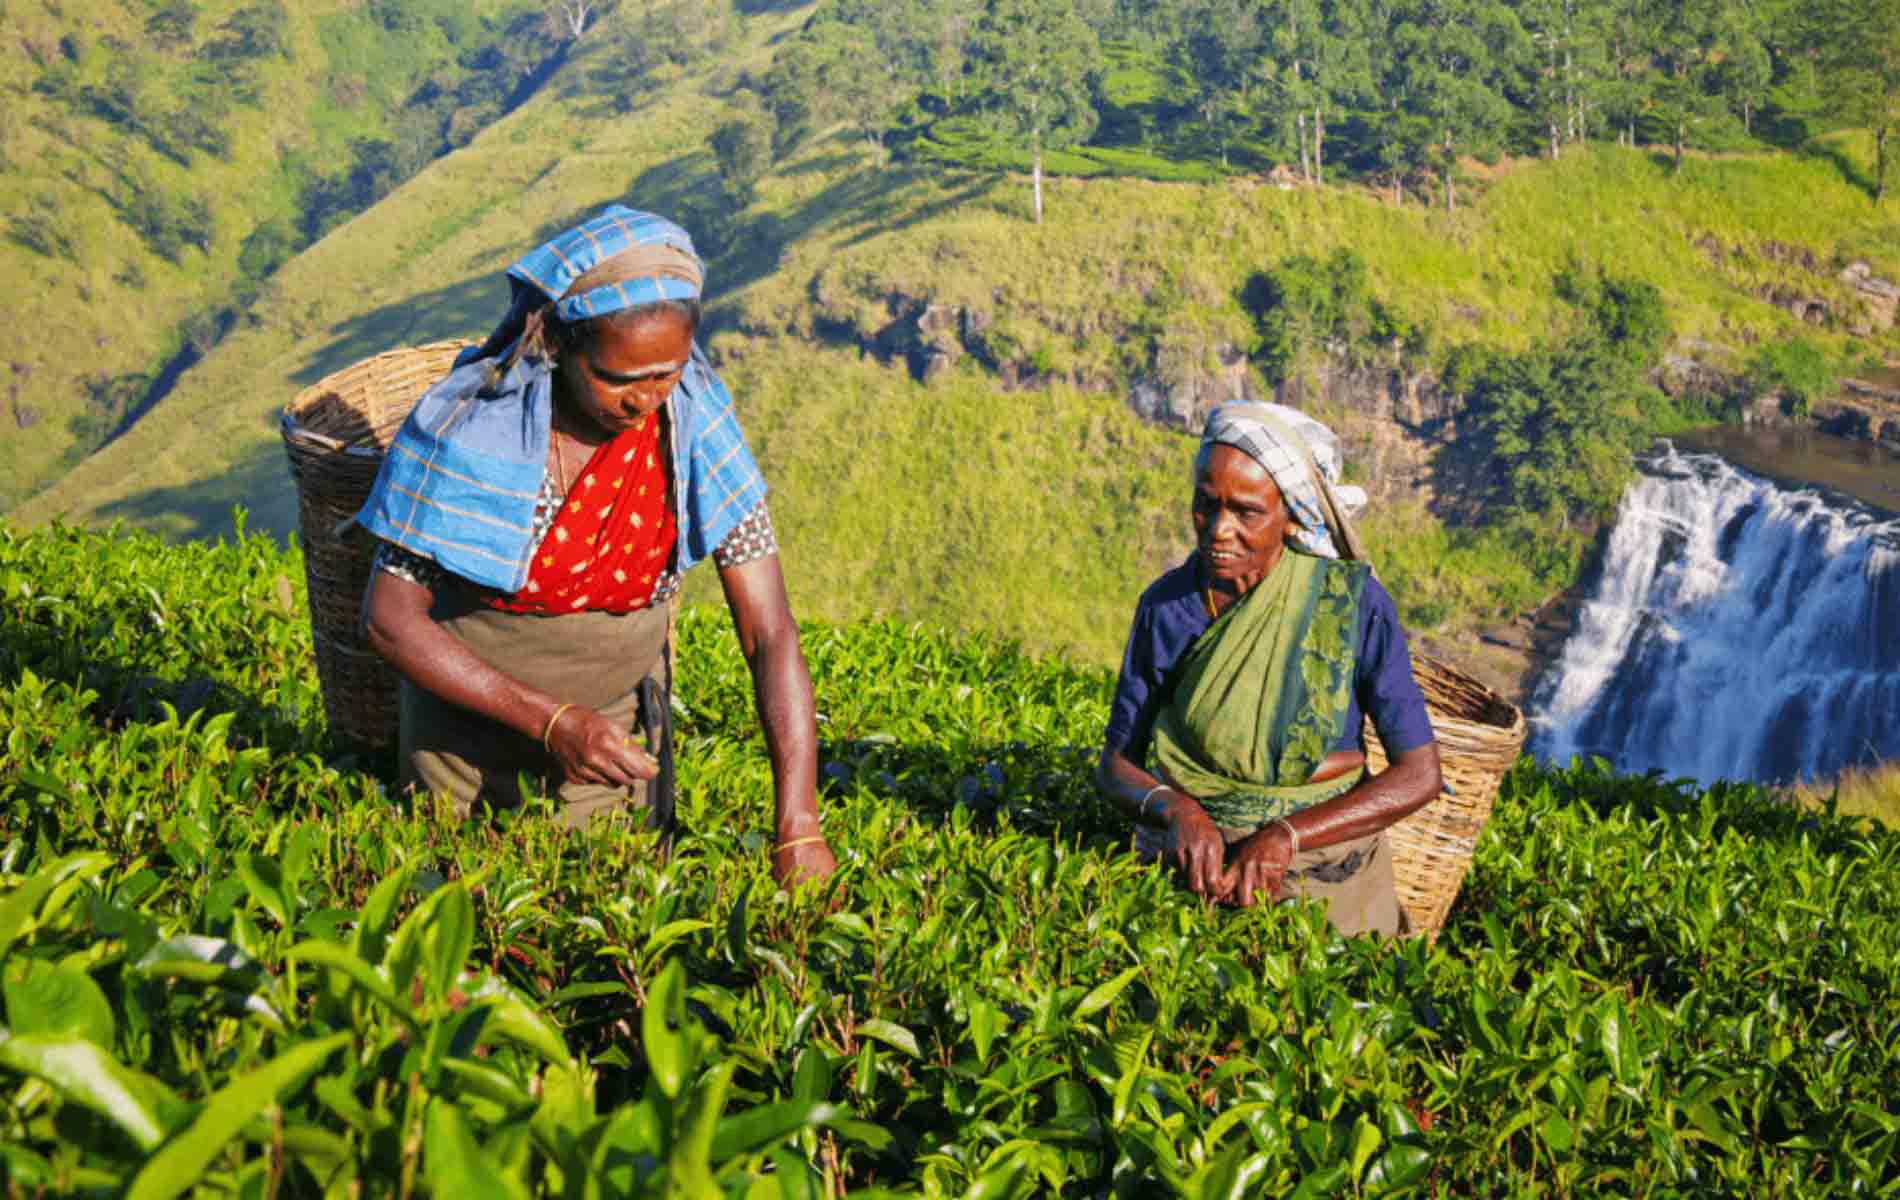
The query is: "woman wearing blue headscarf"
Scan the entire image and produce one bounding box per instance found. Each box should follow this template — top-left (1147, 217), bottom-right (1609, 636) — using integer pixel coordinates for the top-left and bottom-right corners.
top-left (354, 206), bottom-right (834, 886)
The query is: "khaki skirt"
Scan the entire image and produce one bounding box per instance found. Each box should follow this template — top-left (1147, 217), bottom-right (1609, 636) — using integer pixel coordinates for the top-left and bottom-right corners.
top-left (400, 596), bottom-right (670, 829)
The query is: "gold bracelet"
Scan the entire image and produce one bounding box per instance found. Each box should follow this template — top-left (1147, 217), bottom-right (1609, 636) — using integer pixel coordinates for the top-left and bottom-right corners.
top-left (774, 834), bottom-right (827, 854)
top-left (541, 702), bottom-right (575, 752)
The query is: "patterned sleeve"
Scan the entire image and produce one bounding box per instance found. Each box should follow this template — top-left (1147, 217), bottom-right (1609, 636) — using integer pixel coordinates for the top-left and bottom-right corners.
top-left (372, 540), bottom-right (451, 593)
top-left (711, 500), bottom-right (779, 570)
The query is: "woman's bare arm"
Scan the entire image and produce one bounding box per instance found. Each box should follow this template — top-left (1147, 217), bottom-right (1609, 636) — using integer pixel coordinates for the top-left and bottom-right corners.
top-left (1094, 746), bottom-right (1227, 899)
top-left (361, 570), bottom-right (652, 787)
top-left (1223, 741), bottom-right (1443, 906)
top-left (716, 553), bottom-right (836, 885)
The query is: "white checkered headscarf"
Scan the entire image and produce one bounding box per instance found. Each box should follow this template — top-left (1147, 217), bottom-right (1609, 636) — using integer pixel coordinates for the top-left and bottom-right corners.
top-left (1199, 402), bottom-right (1369, 560)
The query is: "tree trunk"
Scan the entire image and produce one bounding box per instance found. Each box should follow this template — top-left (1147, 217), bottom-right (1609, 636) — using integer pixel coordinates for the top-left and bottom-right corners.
top-left (1443, 128), bottom-right (1455, 211)
top-left (1743, 96), bottom-right (1752, 135)
top-left (1314, 107), bottom-right (1324, 185)
top-left (1674, 119), bottom-right (1684, 172)
top-left (1297, 111), bottom-right (1310, 181)
top-left (1565, 45), bottom-right (1576, 142)
top-left (1033, 137), bottom-right (1044, 224)
top-left (1549, 122), bottom-right (1560, 160)
top-left (1879, 125), bottom-right (1890, 205)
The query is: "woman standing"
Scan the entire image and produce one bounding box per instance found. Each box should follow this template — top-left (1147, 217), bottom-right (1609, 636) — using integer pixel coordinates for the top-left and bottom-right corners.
top-left (1095, 403), bottom-right (1441, 934)
top-left (355, 206), bottom-right (834, 886)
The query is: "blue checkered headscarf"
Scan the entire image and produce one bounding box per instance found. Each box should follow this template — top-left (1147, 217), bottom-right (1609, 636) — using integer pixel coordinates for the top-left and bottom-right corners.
top-left (510, 206), bottom-right (704, 320)
top-left (476, 206), bottom-right (707, 376)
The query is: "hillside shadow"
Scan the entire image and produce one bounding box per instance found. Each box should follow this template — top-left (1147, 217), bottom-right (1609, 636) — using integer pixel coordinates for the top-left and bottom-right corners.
top-left (1797, 139), bottom-right (1879, 201)
top-left (92, 439), bottom-right (301, 542)
top-left (291, 274), bottom-right (503, 388)
top-left (281, 141), bottom-right (1002, 379)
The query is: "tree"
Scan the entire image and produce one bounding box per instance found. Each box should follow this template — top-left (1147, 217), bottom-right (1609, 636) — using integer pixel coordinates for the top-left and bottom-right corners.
top-left (1718, 4), bottom-right (1773, 135)
top-left (146, 1), bottom-right (199, 50)
top-left (971, 0), bottom-right (1100, 223)
top-left (1260, 0), bottom-right (1324, 180)
top-left (764, 19), bottom-right (899, 157)
top-left (204, 1), bottom-right (290, 62)
top-left (928, 1), bottom-right (978, 101)
top-left (1646, 0), bottom-right (1725, 172)
top-left (543, 0), bottom-right (603, 41)
top-left (709, 98), bottom-right (775, 202)
top-left (1809, 0), bottom-right (1900, 203)
top-left (1598, 0), bottom-right (1654, 146)
top-left (1182, 0), bottom-right (1263, 166)
top-left (1377, 0), bottom-right (1524, 209)
top-left (1296, 0), bottom-right (1375, 185)
top-left (1518, 0), bottom-right (1613, 154)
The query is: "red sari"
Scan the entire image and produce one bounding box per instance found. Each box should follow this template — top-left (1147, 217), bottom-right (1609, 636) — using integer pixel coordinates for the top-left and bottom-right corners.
top-left (487, 411), bottom-right (678, 615)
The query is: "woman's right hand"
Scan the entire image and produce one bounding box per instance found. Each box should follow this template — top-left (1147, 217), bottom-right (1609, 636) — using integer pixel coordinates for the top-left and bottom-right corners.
top-left (544, 703), bottom-right (658, 789)
top-left (1163, 791), bottom-right (1227, 899)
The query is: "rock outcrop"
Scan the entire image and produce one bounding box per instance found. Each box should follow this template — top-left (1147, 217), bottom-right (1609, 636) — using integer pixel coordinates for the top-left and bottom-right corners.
top-left (1126, 343), bottom-right (1262, 431)
top-left (1841, 261), bottom-right (1900, 336)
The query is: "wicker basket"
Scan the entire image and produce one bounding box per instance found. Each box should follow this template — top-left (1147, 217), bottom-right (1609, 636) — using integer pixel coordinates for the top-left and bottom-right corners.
top-left (1367, 654), bottom-right (1526, 939)
top-left (279, 342), bottom-right (474, 749)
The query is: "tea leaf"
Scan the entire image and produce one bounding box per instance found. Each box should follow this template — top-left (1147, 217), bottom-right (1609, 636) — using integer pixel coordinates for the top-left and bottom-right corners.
top-left (2, 960), bottom-right (114, 1047)
top-left (125, 1032), bottom-right (349, 1200)
top-left (1072, 965), bottom-right (1141, 1021)
top-left (0, 1031), bottom-right (168, 1149)
top-left (855, 1019), bottom-right (921, 1060)
top-left (424, 1097), bottom-right (529, 1200)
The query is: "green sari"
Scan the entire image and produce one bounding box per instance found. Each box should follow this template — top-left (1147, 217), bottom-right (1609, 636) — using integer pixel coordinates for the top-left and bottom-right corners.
top-left (1151, 549), bottom-right (1371, 828)
top-left (1147, 548), bottom-right (1406, 935)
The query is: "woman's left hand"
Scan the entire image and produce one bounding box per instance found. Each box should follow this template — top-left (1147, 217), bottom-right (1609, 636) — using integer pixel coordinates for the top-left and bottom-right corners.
top-left (1220, 824), bottom-right (1296, 907)
top-left (772, 835), bottom-right (837, 888)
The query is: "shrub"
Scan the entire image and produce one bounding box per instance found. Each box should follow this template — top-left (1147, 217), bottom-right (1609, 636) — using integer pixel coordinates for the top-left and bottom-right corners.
top-left (1243, 248), bottom-right (1417, 383)
top-left (238, 219), bottom-right (299, 282)
top-left (1747, 336), bottom-right (1837, 418)
top-left (113, 174), bottom-right (215, 263)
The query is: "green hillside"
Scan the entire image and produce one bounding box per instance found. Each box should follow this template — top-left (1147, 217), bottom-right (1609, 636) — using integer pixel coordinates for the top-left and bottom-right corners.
top-left (5, 517), bottom-right (1900, 1196)
top-left (8, 2), bottom-right (1899, 661)
top-left (0, 0), bottom-right (542, 510)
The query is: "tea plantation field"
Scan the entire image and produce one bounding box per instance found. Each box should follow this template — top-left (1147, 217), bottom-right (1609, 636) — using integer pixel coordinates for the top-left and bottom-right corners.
top-left (3, 519), bottom-right (1898, 1197)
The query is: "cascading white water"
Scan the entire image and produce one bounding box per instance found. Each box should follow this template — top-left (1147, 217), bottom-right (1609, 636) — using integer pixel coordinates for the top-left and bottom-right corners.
top-left (1533, 443), bottom-right (1900, 785)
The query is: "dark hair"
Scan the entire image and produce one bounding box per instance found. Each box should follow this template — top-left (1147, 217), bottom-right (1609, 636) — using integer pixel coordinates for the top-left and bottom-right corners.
top-left (550, 298), bottom-right (702, 356)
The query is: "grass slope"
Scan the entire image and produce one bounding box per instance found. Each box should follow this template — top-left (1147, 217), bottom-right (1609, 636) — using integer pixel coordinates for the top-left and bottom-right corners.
top-left (10, 3), bottom-right (1900, 662)
top-left (0, 0), bottom-right (530, 509)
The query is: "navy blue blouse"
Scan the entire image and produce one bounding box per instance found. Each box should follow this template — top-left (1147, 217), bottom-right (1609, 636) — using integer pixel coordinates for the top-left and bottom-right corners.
top-left (1104, 553), bottom-right (1435, 766)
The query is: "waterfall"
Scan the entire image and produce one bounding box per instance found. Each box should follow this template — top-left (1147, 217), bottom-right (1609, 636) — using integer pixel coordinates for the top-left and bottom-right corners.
top-left (1532, 443), bottom-right (1900, 786)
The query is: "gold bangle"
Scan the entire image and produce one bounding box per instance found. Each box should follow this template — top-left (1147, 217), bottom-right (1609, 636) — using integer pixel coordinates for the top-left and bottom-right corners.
top-left (1138, 783), bottom-right (1171, 822)
top-left (1273, 816), bottom-right (1302, 858)
top-left (774, 834), bottom-right (827, 854)
top-left (541, 702), bottom-right (575, 752)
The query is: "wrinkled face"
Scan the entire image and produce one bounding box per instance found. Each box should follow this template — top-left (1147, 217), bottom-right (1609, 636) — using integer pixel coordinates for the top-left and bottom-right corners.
top-left (553, 308), bottom-right (694, 436)
top-left (1193, 444), bottom-right (1292, 585)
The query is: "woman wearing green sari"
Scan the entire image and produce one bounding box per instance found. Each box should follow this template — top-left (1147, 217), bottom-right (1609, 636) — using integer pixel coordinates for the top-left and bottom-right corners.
top-left (1095, 403), bottom-right (1442, 935)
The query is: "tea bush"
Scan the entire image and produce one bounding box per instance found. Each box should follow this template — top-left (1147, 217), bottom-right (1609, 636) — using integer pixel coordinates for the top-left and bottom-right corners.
top-left (3, 519), bottom-right (1898, 1196)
